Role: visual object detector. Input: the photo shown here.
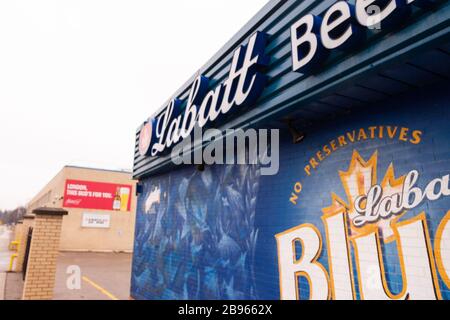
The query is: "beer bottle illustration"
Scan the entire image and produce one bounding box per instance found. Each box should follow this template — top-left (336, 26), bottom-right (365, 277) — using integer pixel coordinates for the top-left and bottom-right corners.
top-left (113, 188), bottom-right (121, 211)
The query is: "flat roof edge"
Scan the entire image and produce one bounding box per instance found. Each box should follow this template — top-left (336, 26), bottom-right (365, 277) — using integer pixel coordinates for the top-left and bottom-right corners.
top-left (64, 165), bottom-right (132, 174)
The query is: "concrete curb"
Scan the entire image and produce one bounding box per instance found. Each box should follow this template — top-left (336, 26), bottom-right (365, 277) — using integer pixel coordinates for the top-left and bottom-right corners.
top-left (0, 272), bottom-right (6, 300)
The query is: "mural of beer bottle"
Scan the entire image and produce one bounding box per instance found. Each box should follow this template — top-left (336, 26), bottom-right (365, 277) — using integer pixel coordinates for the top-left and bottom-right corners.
top-left (113, 187), bottom-right (121, 211)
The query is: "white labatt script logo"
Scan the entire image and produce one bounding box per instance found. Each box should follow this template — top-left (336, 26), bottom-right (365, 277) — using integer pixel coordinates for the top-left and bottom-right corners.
top-left (353, 170), bottom-right (450, 228)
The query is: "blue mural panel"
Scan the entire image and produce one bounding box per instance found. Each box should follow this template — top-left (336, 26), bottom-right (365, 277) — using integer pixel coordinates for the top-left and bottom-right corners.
top-left (131, 84), bottom-right (450, 300)
top-left (131, 165), bottom-right (262, 300)
top-left (254, 84), bottom-right (450, 300)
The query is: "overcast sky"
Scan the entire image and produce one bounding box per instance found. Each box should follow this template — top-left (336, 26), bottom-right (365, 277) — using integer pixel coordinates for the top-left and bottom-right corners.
top-left (0, 0), bottom-right (268, 210)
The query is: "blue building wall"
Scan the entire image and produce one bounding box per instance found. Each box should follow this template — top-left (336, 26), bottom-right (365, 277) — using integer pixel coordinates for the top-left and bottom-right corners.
top-left (131, 164), bottom-right (262, 300)
top-left (131, 83), bottom-right (450, 300)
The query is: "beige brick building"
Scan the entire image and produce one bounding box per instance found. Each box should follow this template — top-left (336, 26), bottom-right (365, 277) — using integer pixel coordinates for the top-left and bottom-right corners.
top-left (26, 166), bottom-right (137, 252)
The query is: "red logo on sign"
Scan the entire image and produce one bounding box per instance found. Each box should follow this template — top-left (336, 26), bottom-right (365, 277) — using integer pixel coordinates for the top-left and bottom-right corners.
top-left (139, 122), bottom-right (153, 157)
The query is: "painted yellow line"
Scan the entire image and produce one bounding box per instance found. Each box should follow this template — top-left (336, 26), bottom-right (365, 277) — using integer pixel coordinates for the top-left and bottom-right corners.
top-left (82, 276), bottom-right (119, 300)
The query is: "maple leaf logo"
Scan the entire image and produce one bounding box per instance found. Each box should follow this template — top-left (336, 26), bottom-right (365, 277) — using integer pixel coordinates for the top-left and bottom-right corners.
top-left (322, 150), bottom-right (407, 241)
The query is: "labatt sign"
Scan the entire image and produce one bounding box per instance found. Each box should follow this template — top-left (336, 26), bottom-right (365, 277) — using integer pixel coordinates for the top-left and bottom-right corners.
top-left (139, 31), bottom-right (269, 157)
top-left (139, 0), bottom-right (440, 157)
top-left (276, 150), bottom-right (450, 300)
top-left (290, 0), bottom-right (439, 72)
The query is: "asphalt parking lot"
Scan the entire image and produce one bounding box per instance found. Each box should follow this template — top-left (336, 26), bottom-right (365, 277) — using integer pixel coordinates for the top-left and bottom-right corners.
top-left (54, 252), bottom-right (132, 300)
